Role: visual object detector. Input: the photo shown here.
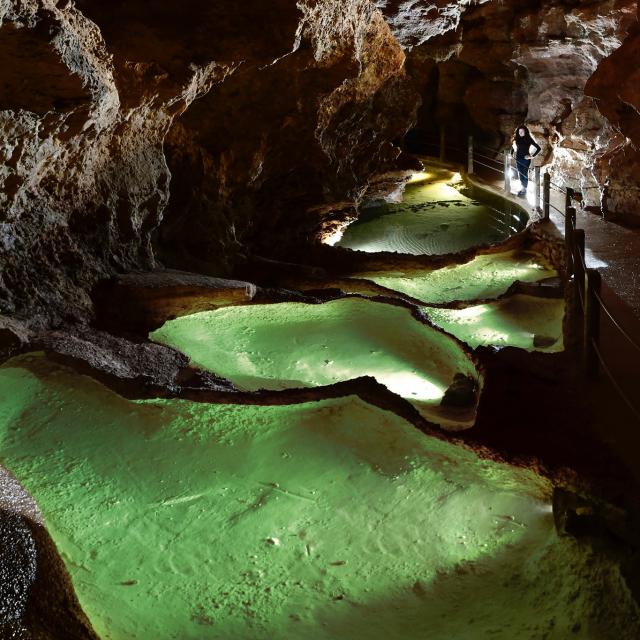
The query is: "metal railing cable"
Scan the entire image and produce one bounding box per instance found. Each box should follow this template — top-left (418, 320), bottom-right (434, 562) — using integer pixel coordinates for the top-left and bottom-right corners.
top-left (590, 339), bottom-right (640, 423)
top-left (570, 221), bottom-right (640, 354)
top-left (415, 134), bottom-right (640, 387)
top-left (548, 202), bottom-right (566, 218)
top-left (473, 150), bottom-right (504, 166)
top-left (474, 141), bottom-right (506, 155)
top-left (576, 280), bottom-right (585, 312)
top-left (472, 159), bottom-right (505, 174)
top-left (549, 179), bottom-right (567, 192)
top-left (568, 221), bottom-right (640, 423)
top-left (592, 288), bottom-right (640, 354)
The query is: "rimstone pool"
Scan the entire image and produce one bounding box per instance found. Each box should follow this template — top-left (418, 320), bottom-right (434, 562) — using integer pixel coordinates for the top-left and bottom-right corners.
top-left (0, 356), bottom-right (637, 640)
top-left (333, 167), bottom-right (528, 255)
top-left (0, 163), bottom-right (635, 638)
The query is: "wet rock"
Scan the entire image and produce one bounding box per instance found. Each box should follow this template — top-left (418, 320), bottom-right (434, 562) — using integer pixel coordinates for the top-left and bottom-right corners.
top-left (0, 512), bottom-right (36, 634)
top-left (440, 373), bottom-right (478, 408)
top-left (0, 316), bottom-right (32, 360)
top-left (0, 466), bottom-right (98, 640)
top-left (533, 334), bottom-right (558, 349)
top-left (93, 270), bottom-right (257, 333)
top-left (36, 326), bottom-right (236, 396)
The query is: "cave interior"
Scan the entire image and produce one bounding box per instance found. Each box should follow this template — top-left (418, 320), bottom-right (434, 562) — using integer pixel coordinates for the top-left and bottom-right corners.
top-left (0, 1), bottom-right (640, 638)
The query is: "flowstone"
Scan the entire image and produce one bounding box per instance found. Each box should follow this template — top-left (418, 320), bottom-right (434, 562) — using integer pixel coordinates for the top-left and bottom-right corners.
top-left (151, 297), bottom-right (481, 430)
top-left (355, 250), bottom-right (557, 304)
top-left (0, 355), bottom-right (637, 640)
top-left (424, 295), bottom-right (566, 353)
top-left (334, 167), bottom-right (527, 255)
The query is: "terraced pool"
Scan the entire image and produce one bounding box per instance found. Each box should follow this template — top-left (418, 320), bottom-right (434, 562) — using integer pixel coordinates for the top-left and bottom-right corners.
top-left (150, 297), bottom-right (482, 430)
top-left (0, 162), bottom-right (599, 639)
top-left (334, 167), bottom-right (528, 255)
top-left (355, 250), bottom-right (556, 304)
top-left (1, 356), bottom-right (636, 640)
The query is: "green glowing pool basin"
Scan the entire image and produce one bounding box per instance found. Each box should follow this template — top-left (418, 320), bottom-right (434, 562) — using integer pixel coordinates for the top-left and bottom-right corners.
top-left (334, 168), bottom-right (527, 256)
top-left (150, 297), bottom-right (481, 430)
top-left (1, 356), bottom-right (637, 640)
top-left (424, 295), bottom-right (566, 353)
top-left (355, 250), bottom-right (557, 305)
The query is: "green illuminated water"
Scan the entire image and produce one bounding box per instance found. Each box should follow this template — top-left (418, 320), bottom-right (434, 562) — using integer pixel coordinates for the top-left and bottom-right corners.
top-left (424, 295), bottom-right (565, 353)
top-left (150, 297), bottom-right (480, 430)
top-left (334, 168), bottom-right (527, 255)
top-left (356, 250), bottom-right (557, 305)
top-left (1, 356), bottom-right (636, 640)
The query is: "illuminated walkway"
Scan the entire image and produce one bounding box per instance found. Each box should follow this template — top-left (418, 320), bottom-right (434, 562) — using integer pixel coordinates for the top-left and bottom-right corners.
top-left (472, 163), bottom-right (640, 484)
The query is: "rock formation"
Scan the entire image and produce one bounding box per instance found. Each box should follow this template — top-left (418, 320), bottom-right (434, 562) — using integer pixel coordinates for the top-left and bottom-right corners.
top-left (1, 0), bottom-right (638, 326)
top-left (390, 0), bottom-right (640, 224)
top-left (0, 0), bottom-right (418, 326)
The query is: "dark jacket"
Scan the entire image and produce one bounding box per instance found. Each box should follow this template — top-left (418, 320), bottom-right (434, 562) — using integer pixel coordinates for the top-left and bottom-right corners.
top-left (513, 128), bottom-right (541, 159)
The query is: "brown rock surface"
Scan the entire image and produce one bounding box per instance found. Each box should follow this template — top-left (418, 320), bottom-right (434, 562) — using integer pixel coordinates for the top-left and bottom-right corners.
top-left (36, 326), bottom-right (237, 396)
top-left (0, 464), bottom-right (98, 640)
top-left (393, 0), bottom-right (640, 222)
top-left (92, 270), bottom-right (257, 333)
top-left (0, 315), bottom-right (32, 357)
top-left (0, 1), bottom-right (418, 326)
top-left (585, 22), bottom-right (640, 223)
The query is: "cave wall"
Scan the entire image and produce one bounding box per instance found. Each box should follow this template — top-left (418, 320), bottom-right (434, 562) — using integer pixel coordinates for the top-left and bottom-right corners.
top-left (394, 0), bottom-right (640, 223)
top-left (0, 0), bottom-right (418, 325)
top-left (1, 0), bottom-right (638, 327)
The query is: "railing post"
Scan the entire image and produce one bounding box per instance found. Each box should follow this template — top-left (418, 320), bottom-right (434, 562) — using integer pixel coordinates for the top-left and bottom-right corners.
top-left (584, 268), bottom-right (602, 379)
top-left (534, 166), bottom-right (541, 212)
top-left (565, 206), bottom-right (576, 276)
top-left (504, 152), bottom-right (510, 193)
top-left (565, 187), bottom-right (574, 216)
top-left (439, 127), bottom-right (445, 162)
top-left (573, 228), bottom-right (586, 325)
top-left (543, 172), bottom-right (550, 220)
top-left (467, 135), bottom-right (474, 174)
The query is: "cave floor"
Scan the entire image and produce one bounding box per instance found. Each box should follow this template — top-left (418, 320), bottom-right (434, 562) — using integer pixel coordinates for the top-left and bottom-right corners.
top-left (424, 294), bottom-right (565, 353)
top-left (1, 356), bottom-right (638, 640)
top-left (150, 297), bottom-right (482, 431)
top-left (353, 249), bottom-right (557, 304)
top-left (2, 161), bottom-right (638, 638)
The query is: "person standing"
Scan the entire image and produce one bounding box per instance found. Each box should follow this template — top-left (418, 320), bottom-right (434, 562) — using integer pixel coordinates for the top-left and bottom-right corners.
top-left (511, 125), bottom-right (542, 197)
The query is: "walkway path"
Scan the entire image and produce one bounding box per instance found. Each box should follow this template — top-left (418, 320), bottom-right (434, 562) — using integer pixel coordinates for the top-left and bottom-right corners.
top-left (471, 161), bottom-right (640, 484)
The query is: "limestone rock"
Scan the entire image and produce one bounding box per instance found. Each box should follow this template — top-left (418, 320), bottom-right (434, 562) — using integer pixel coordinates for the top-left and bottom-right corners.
top-left (585, 24), bottom-right (640, 224)
top-left (93, 270), bottom-right (257, 333)
top-left (397, 0), bottom-right (639, 222)
top-left (440, 372), bottom-right (478, 408)
top-left (376, 0), bottom-right (491, 49)
top-left (36, 326), bottom-right (236, 395)
top-left (0, 1), bottom-right (418, 325)
top-left (0, 315), bottom-right (32, 355)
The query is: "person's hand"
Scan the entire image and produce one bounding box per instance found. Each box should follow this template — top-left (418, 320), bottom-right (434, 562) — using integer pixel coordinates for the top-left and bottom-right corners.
top-left (525, 155), bottom-right (532, 159)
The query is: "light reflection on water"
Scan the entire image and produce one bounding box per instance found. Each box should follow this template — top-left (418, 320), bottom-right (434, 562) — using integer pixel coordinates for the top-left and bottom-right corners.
top-left (334, 166), bottom-right (527, 256)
